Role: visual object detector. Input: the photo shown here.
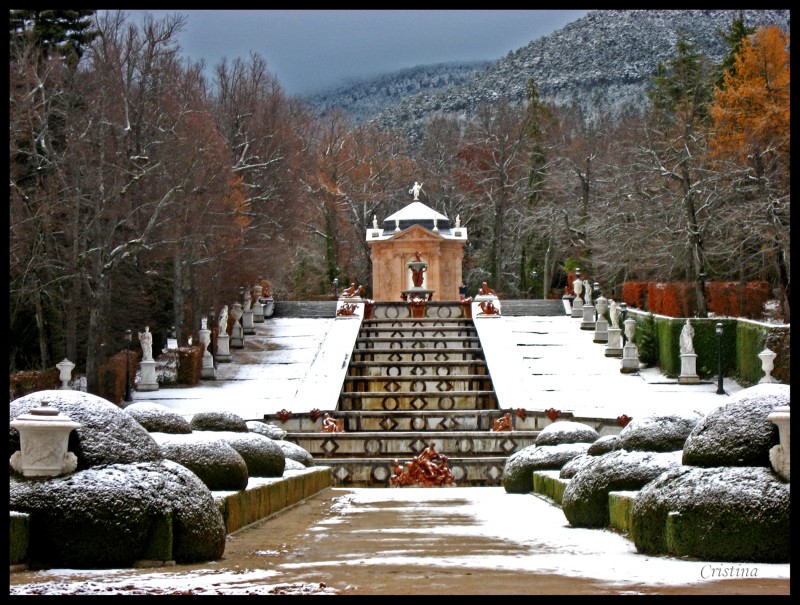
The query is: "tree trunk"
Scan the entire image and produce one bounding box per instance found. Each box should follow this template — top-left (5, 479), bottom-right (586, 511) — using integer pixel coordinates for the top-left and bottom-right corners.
top-left (85, 276), bottom-right (107, 395)
top-left (173, 253), bottom-right (187, 346)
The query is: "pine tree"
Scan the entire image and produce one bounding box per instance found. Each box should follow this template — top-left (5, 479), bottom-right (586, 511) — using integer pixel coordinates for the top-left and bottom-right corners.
top-left (9, 9), bottom-right (98, 66)
top-left (636, 313), bottom-right (658, 368)
top-left (715, 10), bottom-right (756, 88)
top-left (523, 78), bottom-right (550, 205)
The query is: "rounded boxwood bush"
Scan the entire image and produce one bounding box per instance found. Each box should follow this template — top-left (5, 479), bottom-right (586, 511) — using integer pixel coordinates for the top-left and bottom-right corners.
top-left (10, 390), bottom-right (161, 470)
top-left (284, 457), bottom-right (306, 471)
top-left (587, 435), bottom-right (618, 455)
top-left (559, 453), bottom-right (594, 479)
top-left (199, 431), bottom-right (285, 477)
top-left (632, 466), bottom-right (789, 562)
top-left (562, 449), bottom-right (682, 528)
top-left (278, 441), bottom-right (314, 467)
top-left (535, 421), bottom-right (599, 446)
top-left (616, 411), bottom-right (703, 453)
top-left (153, 434), bottom-right (249, 491)
top-left (9, 460), bottom-right (226, 568)
top-left (502, 443), bottom-right (591, 493)
top-left (682, 384), bottom-right (788, 468)
top-left (190, 411), bottom-right (249, 433)
top-left (125, 402), bottom-right (192, 434)
top-left (246, 421), bottom-right (287, 440)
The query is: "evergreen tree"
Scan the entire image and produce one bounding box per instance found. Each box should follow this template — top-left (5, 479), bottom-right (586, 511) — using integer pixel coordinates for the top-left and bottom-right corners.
top-left (715, 10), bottom-right (756, 88)
top-left (636, 313), bottom-right (658, 368)
top-left (523, 78), bottom-right (550, 205)
top-left (9, 9), bottom-right (98, 66)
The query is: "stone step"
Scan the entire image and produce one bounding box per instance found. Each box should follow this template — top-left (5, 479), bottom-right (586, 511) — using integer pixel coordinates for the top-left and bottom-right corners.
top-left (355, 336), bottom-right (481, 349)
top-left (339, 391), bottom-right (498, 411)
top-left (342, 375), bottom-right (493, 392)
top-left (362, 317), bottom-right (474, 326)
top-left (287, 430), bottom-right (538, 460)
top-left (301, 456), bottom-right (515, 487)
top-left (351, 348), bottom-right (486, 362)
top-left (346, 361), bottom-right (489, 379)
top-left (359, 325), bottom-right (476, 337)
top-left (319, 409), bottom-right (510, 432)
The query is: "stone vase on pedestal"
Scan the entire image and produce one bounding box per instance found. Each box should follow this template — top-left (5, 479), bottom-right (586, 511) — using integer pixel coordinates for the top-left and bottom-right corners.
top-left (199, 328), bottom-right (216, 380)
top-left (767, 405), bottom-right (790, 481)
top-left (678, 353), bottom-right (699, 384)
top-left (138, 359), bottom-right (159, 391)
top-left (230, 302), bottom-right (244, 349)
top-left (593, 297), bottom-right (608, 343)
top-left (620, 318), bottom-right (639, 373)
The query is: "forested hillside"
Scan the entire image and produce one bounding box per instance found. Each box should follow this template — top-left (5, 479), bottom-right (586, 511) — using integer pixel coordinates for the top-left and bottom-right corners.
top-left (10, 10), bottom-right (790, 394)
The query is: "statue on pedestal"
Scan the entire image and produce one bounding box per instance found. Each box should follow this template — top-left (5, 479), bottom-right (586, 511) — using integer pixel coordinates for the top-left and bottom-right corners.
top-left (409, 181), bottom-right (424, 200)
top-left (138, 326), bottom-right (153, 361)
top-left (680, 319), bottom-right (695, 355)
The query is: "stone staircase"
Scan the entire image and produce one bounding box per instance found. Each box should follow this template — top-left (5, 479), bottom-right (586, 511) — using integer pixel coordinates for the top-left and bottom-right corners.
top-left (278, 302), bottom-right (544, 487)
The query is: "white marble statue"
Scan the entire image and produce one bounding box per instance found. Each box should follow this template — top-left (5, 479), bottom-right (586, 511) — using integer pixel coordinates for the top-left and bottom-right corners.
top-left (218, 305), bottom-right (229, 336)
top-left (680, 319), bottom-right (695, 355)
top-left (372, 215), bottom-right (378, 229)
top-left (609, 300), bottom-right (619, 329)
top-left (409, 181), bottom-right (424, 200)
top-left (584, 284), bottom-right (593, 305)
top-left (455, 214), bottom-right (461, 229)
top-left (138, 326), bottom-right (153, 361)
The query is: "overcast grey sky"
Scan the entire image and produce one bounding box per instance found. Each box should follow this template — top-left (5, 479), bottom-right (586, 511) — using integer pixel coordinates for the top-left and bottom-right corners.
top-left (133, 10), bottom-right (589, 95)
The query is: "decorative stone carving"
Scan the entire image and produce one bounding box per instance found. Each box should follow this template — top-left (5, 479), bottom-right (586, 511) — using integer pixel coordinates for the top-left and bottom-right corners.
top-left (491, 412), bottom-right (513, 432)
top-left (138, 326), bottom-right (153, 361)
top-left (408, 181), bottom-right (424, 200)
top-left (767, 405), bottom-right (790, 481)
top-left (321, 413), bottom-right (344, 433)
top-left (758, 348), bottom-right (777, 384)
top-left (678, 320), bottom-right (699, 384)
top-left (389, 442), bottom-right (455, 487)
top-left (56, 358), bottom-right (75, 389)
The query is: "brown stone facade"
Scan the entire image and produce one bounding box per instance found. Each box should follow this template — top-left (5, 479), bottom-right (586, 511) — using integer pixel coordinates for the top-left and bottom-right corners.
top-left (368, 225), bottom-right (465, 302)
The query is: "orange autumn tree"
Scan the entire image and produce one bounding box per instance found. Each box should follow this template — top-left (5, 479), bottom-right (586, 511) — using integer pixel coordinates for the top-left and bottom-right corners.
top-left (709, 25), bottom-right (790, 322)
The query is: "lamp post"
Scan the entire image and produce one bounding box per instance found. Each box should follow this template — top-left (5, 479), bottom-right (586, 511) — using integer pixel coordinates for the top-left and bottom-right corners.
top-left (530, 269), bottom-right (538, 299)
top-left (716, 322), bottom-right (725, 394)
top-left (333, 277), bottom-right (339, 298)
top-left (592, 282), bottom-right (600, 320)
top-left (239, 285), bottom-right (245, 304)
top-left (124, 329), bottom-right (132, 402)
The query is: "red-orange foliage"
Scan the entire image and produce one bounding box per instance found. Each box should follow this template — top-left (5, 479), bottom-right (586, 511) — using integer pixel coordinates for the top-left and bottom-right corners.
top-left (646, 282), bottom-right (692, 317)
top-left (622, 282), bottom-right (647, 309)
top-left (706, 281), bottom-right (770, 318)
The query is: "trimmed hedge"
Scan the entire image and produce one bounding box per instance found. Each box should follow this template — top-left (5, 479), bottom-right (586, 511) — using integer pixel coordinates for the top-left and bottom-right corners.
top-left (9, 369), bottom-right (59, 402)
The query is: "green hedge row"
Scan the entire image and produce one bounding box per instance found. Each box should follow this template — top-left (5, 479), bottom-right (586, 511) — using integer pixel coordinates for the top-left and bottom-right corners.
top-left (630, 310), bottom-right (789, 386)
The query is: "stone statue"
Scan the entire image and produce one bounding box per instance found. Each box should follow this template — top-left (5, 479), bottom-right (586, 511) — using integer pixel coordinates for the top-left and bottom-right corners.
top-left (372, 214), bottom-right (378, 229)
top-left (138, 326), bottom-right (153, 361)
top-left (409, 181), bottom-right (424, 200)
top-left (680, 319), bottom-right (695, 355)
top-left (455, 214), bottom-right (461, 229)
top-left (608, 300), bottom-right (619, 329)
top-left (478, 282), bottom-right (497, 297)
top-left (584, 284), bottom-right (593, 305)
top-left (218, 305), bottom-right (229, 336)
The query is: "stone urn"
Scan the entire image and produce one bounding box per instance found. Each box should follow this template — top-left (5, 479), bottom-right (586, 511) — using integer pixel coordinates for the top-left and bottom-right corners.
top-left (10, 400), bottom-right (80, 477)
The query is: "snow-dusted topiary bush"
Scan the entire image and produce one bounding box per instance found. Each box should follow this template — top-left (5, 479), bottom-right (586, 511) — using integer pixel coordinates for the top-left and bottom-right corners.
top-left (561, 450), bottom-right (682, 528)
top-left (559, 453), bottom-right (594, 479)
top-left (616, 411), bottom-right (704, 453)
top-left (502, 443), bottom-right (591, 493)
top-left (189, 411), bottom-right (249, 433)
top-left (632, 466), bottom-right (790, 562)
top-left (152, 433), bottom-right (249, 491)
top-left (278, 440), bottom-right (314, 467)
top-left (587, 434), bottom-right (618, 455)
top-left (9, 460), bottom-right (226, 568)
top-left (196, 431), bottom-right (285, 477)
top-left (246, 420), bottom-right (287, 440)
top-left (682, 384), bottom-right (788, 468)
top-left (10, 390), bottom-right (161, 469)
top-left (125, 402), bottom-right (192, 434)
top-left (284, 457), bottom-right (306, 471)
top-left (535, 421), bottom-right (599, 446)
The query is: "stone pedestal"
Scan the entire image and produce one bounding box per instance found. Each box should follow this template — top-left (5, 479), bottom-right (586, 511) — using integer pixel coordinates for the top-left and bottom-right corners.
top-left (138, 359), bottom-right (159, 391)
top-left (678, 353), bottom-right (699, 384)
top-left (605, 328), bottom-right (623, 357)
top-left (593, 318), bottom-right (608, 343)
top-left (242, 309), bottom-right (255, 335)
top-left (216, 333), bottom-right (232, 363)
top-left (262, 297), bottom-right (274, 318)
top-left (199, 328), bottom-right (216, 380)
top-left (580, 304), bottom-right (596, 330)
top-left (571, 296), bottom-right (584, 318)
top-left (767, 405), bottom-right (790, 481)
top-left (620, 342), bottom-right (640, 373)
top-left (252, 300), bottom-right (264, 323)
